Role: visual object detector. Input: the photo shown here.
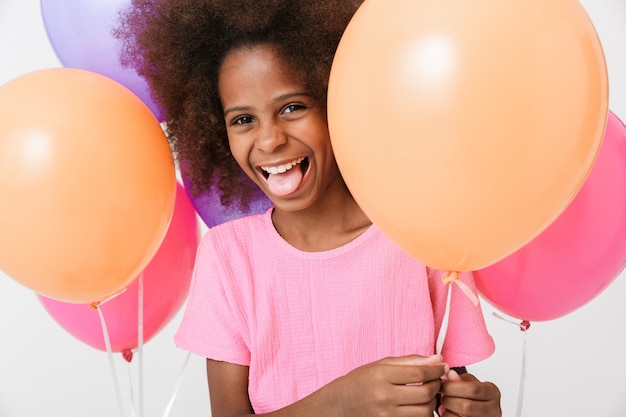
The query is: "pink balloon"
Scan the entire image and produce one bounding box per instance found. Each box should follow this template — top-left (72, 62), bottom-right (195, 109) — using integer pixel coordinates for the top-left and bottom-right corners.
top-left (474, 111), bottom-right (626, 321)
top-left (38, 183), bottom-right (200, 353)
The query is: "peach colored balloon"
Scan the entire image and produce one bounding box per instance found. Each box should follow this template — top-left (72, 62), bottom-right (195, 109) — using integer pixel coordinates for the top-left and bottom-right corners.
top-left (37, 183), bottom-right (200, 352)
top-left (0, 68), bottom-right (176, 303)
top-left (328, 0), bottom-right (608, 271)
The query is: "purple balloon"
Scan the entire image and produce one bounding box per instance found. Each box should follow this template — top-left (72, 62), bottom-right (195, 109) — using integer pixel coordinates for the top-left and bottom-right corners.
top-left (40, 0), bottom-right (163, 120)
top-left (181, 171), bottom-right (272, 228)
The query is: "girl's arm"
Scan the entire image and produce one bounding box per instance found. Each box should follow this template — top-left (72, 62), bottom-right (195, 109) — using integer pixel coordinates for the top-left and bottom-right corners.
top-left (207, 354), bottom-right (449, 417)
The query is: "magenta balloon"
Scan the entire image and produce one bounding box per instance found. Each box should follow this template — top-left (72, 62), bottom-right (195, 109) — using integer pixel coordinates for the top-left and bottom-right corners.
top-left (474, 111), bottom-right (626, 321)
top-left (181, 170), bottom-right (272, 228)
top-left (38, 183), bottom-right (200, 352)
top-left (40, 0), bottom-right (164, 121)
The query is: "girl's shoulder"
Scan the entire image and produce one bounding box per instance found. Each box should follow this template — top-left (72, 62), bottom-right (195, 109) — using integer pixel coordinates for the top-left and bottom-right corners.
top-left (208, 209), bottom-right (270, 235)
top-left (203, 209), bottom-right (271, 240)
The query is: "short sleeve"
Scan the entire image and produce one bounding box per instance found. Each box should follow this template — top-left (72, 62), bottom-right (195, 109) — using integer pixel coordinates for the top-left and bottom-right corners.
top-left (174, 233), bottom-right (251, 365)
top-left (428, 269), bottom-right (495, 368)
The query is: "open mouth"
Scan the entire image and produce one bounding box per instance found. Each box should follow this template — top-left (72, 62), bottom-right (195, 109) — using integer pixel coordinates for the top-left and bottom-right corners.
top-left (260, 156), bottom-right (309, 179)
top-left (259, 157), bottom-right (310, 196)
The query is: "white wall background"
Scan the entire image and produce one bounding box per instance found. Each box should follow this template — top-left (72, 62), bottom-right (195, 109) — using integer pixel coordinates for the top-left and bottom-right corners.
top-left (1, 1), bottom-right (625, 416)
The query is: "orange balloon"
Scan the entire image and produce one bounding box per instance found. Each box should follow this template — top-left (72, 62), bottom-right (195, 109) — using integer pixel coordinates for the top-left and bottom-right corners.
top-left (0, 68), bottom-right (176, 303)
top-left (328, 0), bottom-right (608, 272)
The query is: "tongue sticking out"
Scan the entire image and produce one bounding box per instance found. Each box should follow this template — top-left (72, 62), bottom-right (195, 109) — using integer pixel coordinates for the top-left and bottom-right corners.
top-left (266, 166), bottom-right (303, 196)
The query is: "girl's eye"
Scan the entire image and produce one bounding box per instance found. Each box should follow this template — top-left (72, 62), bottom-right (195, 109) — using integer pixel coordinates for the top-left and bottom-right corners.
top-left (232, 115), bottom-right (253, 125)
top-left (283, 104), bottom-right (304, 114)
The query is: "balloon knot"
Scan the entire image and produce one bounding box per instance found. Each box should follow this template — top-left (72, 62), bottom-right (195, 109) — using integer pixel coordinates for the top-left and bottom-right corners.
top-left (122, 349), bottom-right (134, 363)
top-left (520, 320), bottom-right (531, 332)
top-left (88, 301), bottom-right (100, 310)
top-left (441, 271), bottom-right (479, 306)
top-left (442, 271), bottom-right (461, 285)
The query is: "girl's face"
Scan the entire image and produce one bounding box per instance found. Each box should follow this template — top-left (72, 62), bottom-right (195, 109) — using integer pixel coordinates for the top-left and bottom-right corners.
top-left (218, 44), bottom-right (342, 212)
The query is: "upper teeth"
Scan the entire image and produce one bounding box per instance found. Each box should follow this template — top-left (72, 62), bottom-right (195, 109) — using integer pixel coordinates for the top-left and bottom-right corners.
top-left (261, 157), bottom-right (304, 175)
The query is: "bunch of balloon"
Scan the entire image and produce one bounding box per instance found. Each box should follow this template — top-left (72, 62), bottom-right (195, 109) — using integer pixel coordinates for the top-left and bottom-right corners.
top-left (473, 111), bottom-right (626, 323)
top-left (38, 183), bottom-right (200, 357)
top-left (0, 68), bottom-right (177, 304)
top-left (40, 0), bottom-right (163, 120)
top-left (328, 0), bottom-right (608, 274)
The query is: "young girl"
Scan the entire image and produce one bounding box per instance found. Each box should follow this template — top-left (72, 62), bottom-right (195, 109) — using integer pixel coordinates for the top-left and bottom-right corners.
top-left (118, 1), bottom-right (502, 416)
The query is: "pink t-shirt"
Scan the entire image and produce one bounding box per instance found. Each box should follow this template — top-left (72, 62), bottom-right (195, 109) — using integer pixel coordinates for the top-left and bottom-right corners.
top-left (175, 209), bottom-right (495, 413)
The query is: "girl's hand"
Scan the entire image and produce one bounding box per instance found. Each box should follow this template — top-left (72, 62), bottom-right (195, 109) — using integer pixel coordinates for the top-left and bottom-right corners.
top-left (332, 354), bottom-right (449, 417)
top-left (439, 369), bottom-right (501, 417)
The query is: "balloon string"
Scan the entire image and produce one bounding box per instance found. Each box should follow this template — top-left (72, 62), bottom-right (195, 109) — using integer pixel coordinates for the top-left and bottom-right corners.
top-left (95, 304), bottom-right (128, 417)
top-left (517, 330), bottom-right (528, 417)
top-left (137, 273), bottom-right (145, 417)
top-left (435, 271), bottom-right (479, 355)
top-left (492, 312), bottom-right (531, 417)
top-left (89, 288), bottom-right (128, 310)
top-left (441, 271), bottom-right (479, 306)
top-left (435, 280), bottom-right (452, 355)
top-left (127, 364), bottom-right (138, 417)
top-left (162, 351), bottom-right (192, 417)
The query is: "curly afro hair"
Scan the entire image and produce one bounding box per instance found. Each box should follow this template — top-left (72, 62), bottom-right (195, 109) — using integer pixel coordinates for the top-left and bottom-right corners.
top-left (115, 0), bottom-right (363, 209)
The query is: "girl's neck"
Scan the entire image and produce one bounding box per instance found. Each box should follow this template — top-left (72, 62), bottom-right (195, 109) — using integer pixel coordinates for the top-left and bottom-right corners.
top-left (271, 179), bottom-right (372, 252)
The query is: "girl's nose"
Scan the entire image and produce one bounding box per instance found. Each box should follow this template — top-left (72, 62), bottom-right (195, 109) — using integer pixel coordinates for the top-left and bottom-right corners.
top-left (255, 121), bottom-right (287, 153)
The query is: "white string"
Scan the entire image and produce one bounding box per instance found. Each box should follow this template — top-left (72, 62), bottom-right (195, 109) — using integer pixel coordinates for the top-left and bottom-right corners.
top-left (435, 271), bottom-right (480, 355)
top-left (127, 364), bottom-right (138, 417)
top-left (161, 351), bottom-right (192, 417)
top-left (491, 311), bottom-right (522, 327)
top-left (452, 278), bottom-right (479, 306)
top-left (436, 283), bottom-right (452, 355)
top-left (96, 305), bottom-right (128, 417)
top-left (491, 312), bottom-right (530, 417)
top-left (516, 329), bottom-right (528, 417)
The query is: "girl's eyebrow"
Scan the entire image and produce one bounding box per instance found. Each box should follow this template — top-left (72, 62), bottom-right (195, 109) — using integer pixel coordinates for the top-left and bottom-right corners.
top-left (272, 91), bottom-right (313, 103)
top-left (223, 91), bottom-right (313, 117)
top-left (223, 105), bottom-right (253, 117)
